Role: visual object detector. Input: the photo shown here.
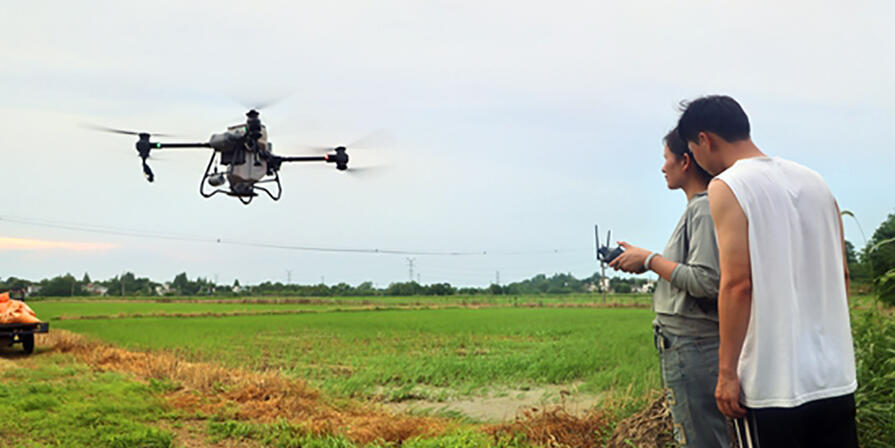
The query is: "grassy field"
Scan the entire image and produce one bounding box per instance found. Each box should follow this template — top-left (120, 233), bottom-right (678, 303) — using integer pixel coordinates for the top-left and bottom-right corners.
top-left (7, 294), bottom-right (890, 447)
top-left (0, 353), bottom-right (176, 448)
top-left (5, 294), bottom-right (660, 447)
top-left (32, 300), bottom-right (660, 408)
top-left (27, 300), bottom-right (331, 320)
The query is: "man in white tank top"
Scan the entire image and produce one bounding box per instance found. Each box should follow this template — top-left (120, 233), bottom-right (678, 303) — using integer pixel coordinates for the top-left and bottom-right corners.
top-left (676, 96), bottom-right (857, 447)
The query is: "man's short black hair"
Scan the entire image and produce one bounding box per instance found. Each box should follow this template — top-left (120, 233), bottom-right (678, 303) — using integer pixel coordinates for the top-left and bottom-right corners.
top-left (677, 95), bottom-right (750, 143)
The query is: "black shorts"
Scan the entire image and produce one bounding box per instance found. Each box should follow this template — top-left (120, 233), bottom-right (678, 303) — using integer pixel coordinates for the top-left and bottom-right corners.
top-left (732, 393), bottom-right (858, 448)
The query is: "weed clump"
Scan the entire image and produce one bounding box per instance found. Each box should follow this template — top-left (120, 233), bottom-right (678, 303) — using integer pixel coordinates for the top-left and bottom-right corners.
top-left (486, 405), bottom-right (612, 448)
top-left (604, 393), bottom-right (674, 448)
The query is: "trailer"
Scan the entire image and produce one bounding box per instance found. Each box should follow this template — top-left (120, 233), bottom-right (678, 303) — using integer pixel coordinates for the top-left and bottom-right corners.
top-left (0, 322), bottom-right (49, 354)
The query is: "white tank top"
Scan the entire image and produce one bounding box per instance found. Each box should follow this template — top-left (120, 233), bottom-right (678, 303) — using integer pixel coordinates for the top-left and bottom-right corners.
top-left (716, 156), bottom-right (857, 408)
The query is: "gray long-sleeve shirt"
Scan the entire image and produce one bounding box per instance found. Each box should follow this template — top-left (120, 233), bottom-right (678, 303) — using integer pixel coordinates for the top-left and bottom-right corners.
top-left (653, 192), bottom-right (721, 337)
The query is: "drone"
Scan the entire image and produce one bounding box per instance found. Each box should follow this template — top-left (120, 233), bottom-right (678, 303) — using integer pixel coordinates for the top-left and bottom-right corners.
top-left (90, 109), bottom-right (359, 205)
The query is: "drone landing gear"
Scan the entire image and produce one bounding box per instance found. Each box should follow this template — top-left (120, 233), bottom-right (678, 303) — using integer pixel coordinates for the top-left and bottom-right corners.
top-left (199, 151), bottom-right (283, 205)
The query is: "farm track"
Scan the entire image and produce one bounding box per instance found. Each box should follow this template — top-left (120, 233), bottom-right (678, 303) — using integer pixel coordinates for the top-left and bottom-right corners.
top-left (30, 330), bottom-right (665, 447)
top-left (55, 301), bottom-right (649, 321)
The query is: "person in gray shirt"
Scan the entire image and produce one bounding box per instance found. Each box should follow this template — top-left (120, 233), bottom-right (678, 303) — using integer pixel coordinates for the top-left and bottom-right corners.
top-left (609, 127), bottom-right (729, 447)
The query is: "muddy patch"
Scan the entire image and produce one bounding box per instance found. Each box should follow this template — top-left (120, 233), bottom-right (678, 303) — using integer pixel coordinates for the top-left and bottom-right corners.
top-left (385, 383), bottom-right (604, 422)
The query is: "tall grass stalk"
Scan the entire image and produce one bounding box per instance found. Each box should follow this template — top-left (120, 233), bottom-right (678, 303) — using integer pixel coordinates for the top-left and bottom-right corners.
top-left (852, 308), bottom-right (895, 448)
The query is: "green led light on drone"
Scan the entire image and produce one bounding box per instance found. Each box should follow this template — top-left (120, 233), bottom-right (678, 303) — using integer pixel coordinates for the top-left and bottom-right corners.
top-left (156, 143), bottom-right (162, 148)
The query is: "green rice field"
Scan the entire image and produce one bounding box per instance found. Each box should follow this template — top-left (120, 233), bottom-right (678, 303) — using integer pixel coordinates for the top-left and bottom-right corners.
top-left (6, 294), bottom-right (891, 447)
top-left (30, 297), bottom-right (661, 408)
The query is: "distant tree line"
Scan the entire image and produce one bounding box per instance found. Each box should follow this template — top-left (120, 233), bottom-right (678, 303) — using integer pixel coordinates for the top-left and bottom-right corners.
top-left (5, 212), bottom-right (892, 304)
top-left (0, 271), bottom-right (654, 298)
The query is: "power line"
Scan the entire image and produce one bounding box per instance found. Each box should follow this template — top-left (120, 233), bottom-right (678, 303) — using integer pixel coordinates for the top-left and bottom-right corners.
top-left (0, 214), bottom-right (590, 257)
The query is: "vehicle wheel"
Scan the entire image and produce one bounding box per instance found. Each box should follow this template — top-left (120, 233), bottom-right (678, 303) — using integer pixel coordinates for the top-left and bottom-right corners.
top-left (22, 334), bottom-right (35, 354)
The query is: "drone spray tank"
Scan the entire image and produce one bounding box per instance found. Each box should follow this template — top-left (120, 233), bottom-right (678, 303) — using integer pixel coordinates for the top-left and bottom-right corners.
top-left (204, 109), bottom-right (272, 199)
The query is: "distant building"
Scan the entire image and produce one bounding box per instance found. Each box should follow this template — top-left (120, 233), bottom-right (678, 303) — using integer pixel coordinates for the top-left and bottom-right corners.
top-left (155, 283), bottom-right (173, 296)
top-left (636, 280), bottom-right (656, 294)
top-left (84, 283), bottom-right (109, 296)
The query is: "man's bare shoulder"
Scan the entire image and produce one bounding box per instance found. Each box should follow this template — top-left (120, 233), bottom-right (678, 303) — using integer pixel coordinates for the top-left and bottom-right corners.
top-left (708, 179), bottom-right (747, 224)
top-left (708, 179), bottom-right (734, 205)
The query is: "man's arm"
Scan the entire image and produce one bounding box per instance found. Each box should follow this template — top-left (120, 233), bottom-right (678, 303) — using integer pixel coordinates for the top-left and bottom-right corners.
top-left (835, 201), bottom-right (850, 301)
top-left (708, 179), bottom-right (751, 418)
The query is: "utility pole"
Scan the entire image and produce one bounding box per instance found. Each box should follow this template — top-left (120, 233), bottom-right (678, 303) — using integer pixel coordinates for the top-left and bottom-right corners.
top-left (286, 270), bottom-right (292, 284)
top-left (321, 275), bottom-right (325, 285)
top-left (495, 270), bottom-right (500, 286)
top-left (601, 264), bottom-right (607, 304)
top-left (407, 258), bottom-right (415, 282)
top-left (121, 271), bottom-right (125, 297)
top-left (417, 273), bottom-right (421, 284)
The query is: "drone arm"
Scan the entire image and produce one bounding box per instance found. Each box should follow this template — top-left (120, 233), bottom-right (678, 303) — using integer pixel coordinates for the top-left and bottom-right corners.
top-left (277, 155), bottom-right (328, 162)
top-left (154, 142), bottom-right (213, 149)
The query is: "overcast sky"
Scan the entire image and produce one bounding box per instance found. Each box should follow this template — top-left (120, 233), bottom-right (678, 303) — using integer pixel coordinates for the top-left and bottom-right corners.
top-left (1, 0), bottom-right (892, 287)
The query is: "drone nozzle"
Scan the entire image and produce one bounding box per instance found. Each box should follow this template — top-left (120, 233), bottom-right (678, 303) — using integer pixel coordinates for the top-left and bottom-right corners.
top-left (142, 161), bottom-right (154, 183)
top-left (208, 173), bottom-right (226, 187)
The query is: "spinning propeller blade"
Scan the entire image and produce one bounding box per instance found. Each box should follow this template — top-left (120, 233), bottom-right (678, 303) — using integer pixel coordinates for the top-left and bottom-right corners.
top-left (235, 94), bottom-right (289, 112)
top-left (80, 123), bottom-right (178, 137)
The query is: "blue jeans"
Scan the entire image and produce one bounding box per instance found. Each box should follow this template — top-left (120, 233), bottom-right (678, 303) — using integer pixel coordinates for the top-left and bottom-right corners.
top-left (654, 325), bottom-right (730, 448)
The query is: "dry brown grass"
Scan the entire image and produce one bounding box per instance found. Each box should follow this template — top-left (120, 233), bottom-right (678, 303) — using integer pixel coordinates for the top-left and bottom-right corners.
top-left (34, 330), bottom-right (669, 447)
top-left (604, 394), bottom-right (675, 448)
top-left (36, 330), bottom-right (449, 445)
top-left (486, 404), bottom-right (613, 448)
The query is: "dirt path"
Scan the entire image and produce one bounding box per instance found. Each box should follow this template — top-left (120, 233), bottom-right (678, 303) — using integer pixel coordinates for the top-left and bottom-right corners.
top-left (386, 383), bottom-right (604, 422)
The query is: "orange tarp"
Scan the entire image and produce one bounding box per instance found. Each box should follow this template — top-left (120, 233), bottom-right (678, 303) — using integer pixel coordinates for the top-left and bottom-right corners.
top-left (0, 292), bottom-right (41, 324)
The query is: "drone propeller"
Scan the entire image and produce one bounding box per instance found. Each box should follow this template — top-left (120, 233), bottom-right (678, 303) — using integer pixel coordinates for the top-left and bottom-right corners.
top-left (298, 129), bottom-right (394, 154)
top-left (338, 165), bottom-right (386, 177)
top-left (235, 94), bottom-right (289, 112)
top-left (80, 123), bottom-right (178, 138)
top-left (348, 129), bottom-right (393, 149)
